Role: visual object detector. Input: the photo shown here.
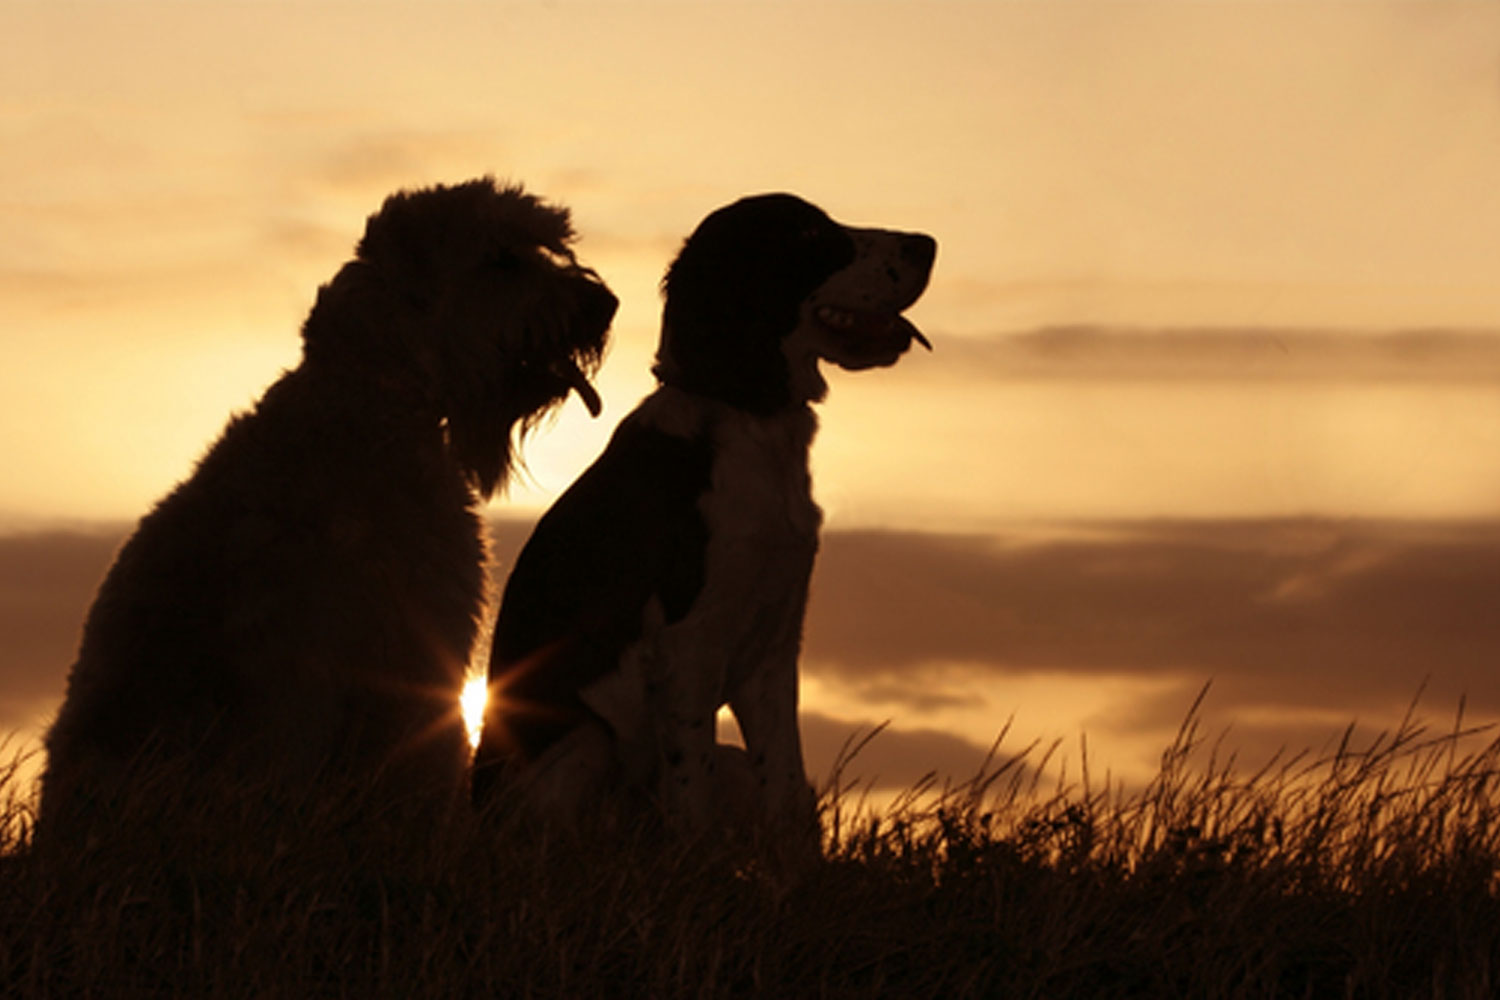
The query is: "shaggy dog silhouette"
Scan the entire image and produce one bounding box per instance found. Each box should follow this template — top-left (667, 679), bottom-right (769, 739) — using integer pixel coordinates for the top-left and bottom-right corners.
top-left (38, 179), bottom-right (616, 856)
top-left (473, 193), bottom-right (935, 844)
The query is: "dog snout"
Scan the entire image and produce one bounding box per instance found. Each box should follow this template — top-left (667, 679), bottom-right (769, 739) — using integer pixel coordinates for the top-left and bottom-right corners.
top-left (901, 233), bottom-right (937, 272)
top-left (578, 277), bottom-right (619, 332)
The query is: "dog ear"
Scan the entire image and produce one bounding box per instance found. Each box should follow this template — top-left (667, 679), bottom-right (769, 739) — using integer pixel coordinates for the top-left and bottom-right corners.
top-left (354, 186), bottom-right (463, 305)
top-left (652, 194), bottom-right (857, 413)
top-left (299, 261), bottom-right (428, 380)
top-left (654, 248), bottom-right (799, 414)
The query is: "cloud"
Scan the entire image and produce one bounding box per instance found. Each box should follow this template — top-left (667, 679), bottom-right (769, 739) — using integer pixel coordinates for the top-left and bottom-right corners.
top-left (901, 328), bottom-right (1500, 385)
top-left (803, 520), bottom-right (1500, 727)
top-left (799, 710), bottom-right (1005, 792)
top-left (0, 519), bottom-right (554, 730)
top-left (0, 528), bottom-right (123, 726)
top-left (8, 518), bottom-right (1500, 779)
top-left (494, 516), bottom-right (1500, 774)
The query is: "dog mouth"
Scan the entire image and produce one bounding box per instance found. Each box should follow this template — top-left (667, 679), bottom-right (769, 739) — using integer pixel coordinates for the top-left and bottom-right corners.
top-left (553, 357), bottom-right (603, 417)
top-left (814, 305), bottom-right (932, 355)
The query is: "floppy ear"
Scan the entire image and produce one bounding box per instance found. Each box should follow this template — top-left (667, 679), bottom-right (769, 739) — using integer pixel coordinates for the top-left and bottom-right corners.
top-left (353, 188), bottom-right (455, 306)
top-left (654, 248), bottom-right (798, 414)
top-left (298, 261), bottom-right (431, 383)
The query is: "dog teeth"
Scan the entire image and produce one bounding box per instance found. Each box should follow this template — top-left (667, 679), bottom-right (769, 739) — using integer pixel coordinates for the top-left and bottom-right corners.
top-left (818, 305), bottom-right (917, 342)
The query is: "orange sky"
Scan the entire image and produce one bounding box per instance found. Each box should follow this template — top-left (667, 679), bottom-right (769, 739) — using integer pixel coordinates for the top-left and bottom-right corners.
top-left (5, 1), bottom-right (1500, 789)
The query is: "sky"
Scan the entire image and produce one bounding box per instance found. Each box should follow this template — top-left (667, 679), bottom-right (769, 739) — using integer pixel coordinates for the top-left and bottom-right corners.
top-left (5, 0), bottom-right (1500, 795)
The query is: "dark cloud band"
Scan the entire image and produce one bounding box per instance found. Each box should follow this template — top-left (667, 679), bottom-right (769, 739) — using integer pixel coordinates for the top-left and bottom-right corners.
top-left (5, 518), bottom-right (1497, 781)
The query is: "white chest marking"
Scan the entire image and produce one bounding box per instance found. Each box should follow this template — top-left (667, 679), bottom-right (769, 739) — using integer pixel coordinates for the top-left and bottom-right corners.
top-left (678, 405), bottom-right (821, 702)
top-left (578, 394), bottom-right (822, 754)
top-left (701, 405), bottom-right (822, 546)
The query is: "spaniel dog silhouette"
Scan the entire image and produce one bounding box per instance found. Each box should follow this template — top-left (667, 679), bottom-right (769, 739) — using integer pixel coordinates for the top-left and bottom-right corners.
top-left (474, 194), bottom-right (935, 846)
top-left (39, 179), bottom-right (616, 858)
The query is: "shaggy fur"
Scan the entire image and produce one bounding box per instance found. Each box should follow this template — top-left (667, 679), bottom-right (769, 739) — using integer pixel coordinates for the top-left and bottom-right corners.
top-left (38, 178), bottom-right (616, 854)
top-left (473, 194), bottom-right (935, 841)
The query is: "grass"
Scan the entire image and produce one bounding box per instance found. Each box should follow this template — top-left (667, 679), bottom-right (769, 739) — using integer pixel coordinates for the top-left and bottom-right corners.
top-left (4, 691), bottom-right (1500, 999)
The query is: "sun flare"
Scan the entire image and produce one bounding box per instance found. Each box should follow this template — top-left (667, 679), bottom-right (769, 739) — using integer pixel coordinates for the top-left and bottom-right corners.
top-left (461, 674), bottom-right (488, 749)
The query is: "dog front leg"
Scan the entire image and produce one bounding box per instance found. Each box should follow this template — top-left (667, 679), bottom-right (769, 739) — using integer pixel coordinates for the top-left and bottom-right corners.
top-left (648, 640), bottom-right (724, 832)
top-left (729, 642), bottom-right (817, 841)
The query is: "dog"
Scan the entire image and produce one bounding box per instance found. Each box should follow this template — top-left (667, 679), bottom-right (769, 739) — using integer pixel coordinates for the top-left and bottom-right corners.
top-left (472, 193), bottom-right (935, 841)
top-left (38, 179), bottom-right (616, 854)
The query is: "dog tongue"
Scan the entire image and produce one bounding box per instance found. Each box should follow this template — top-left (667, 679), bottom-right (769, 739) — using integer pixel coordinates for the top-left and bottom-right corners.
top-left (818, 306), bottom-right (932, 352)
top-left (896, 315), bottom-right (933, 351)
top-left (559, 360), bottom-right (602, 417)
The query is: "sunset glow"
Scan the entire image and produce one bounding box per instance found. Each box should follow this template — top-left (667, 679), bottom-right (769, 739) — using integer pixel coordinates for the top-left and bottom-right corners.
top-left (6, 0), bottom-right (1500, 793)
top-left (461, 675), bottom-right (488, 750)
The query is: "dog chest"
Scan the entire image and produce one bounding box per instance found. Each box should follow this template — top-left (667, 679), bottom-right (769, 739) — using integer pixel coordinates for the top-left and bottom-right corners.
top-left (690, 406), bottom-right (821, 650)
top-left (633, 390), bottom-right (821, 561)
top-left (703, 405), bottom-right (820, 544)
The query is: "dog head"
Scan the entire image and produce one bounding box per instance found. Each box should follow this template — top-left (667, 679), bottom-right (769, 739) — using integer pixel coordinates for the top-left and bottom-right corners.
top-left (654, 193), bottom-right (935, 413)
top-left (302, 178), bottom-right (617, 497)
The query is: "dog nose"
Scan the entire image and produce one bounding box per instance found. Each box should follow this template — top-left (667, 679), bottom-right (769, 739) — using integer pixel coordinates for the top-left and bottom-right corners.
top-left (901, 233), bottom-right (937, 271)
top-left (581, 278), bottom-right (619, 329)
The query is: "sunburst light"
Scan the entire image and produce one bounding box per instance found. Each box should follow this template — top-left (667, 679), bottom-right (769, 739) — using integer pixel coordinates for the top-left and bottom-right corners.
top-left (460, 674), bottom-right (488, 749)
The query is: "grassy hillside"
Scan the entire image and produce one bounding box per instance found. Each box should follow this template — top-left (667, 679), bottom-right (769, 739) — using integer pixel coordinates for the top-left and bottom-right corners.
top-left (3, 698), bottom-right (1498, 998)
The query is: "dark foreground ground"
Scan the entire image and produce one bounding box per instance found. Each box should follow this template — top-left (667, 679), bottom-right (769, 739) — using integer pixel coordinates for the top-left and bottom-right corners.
top-left (4, 704), bottom-right (1499, 999)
